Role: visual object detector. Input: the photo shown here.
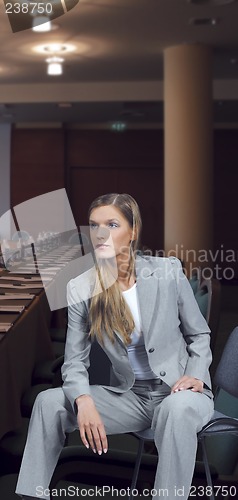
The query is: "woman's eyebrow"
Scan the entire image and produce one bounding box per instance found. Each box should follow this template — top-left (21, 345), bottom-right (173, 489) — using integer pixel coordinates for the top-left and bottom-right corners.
top-left (89, 218), bottom-right (120, 223)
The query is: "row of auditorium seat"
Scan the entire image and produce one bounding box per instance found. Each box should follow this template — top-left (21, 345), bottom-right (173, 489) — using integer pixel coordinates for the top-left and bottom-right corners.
top-left (189, 269), bottom-right (221, 353)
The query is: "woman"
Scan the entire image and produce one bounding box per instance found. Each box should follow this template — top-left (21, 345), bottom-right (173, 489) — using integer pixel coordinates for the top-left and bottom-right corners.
top-left (16, 193), bottom-right (214, 500)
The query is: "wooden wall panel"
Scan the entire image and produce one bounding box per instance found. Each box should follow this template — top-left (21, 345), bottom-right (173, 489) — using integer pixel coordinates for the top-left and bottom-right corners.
top-left (11, 129), bottom-right (65, 208)
top-left (213, 130), bottom-right (238, 279)
top-left (67, 130), bottom-right (163, 168)
top-left (67, 130), bottom-right (164, 253)
top-left (70, 167), bottom-right (164, 252)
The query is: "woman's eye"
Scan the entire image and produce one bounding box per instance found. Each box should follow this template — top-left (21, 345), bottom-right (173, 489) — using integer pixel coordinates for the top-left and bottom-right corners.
top-left (108, 222), bottom-right (118, 228)
top-left (89, 223), bottom-right (97, 230)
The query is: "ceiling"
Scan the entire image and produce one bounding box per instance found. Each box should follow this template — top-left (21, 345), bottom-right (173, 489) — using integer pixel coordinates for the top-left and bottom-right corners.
top-left (0, 0), bottom-right (238, 125)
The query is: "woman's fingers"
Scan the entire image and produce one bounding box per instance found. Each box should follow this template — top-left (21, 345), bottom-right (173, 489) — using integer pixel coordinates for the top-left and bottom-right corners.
top-left (80, 422), bottom-right (108, 454)
top-left (81, 424), bottom-right (96, 453)
top-left (171, 376), bottom-right (204, 393)
top-left (80, 427), bottom-right (90, 450)
top-left (97, 422), bottom-right (108, 453)
top-left (76, 394), bottom-right (108, 454)
top-left (89, 423), bottom-right (107, 454)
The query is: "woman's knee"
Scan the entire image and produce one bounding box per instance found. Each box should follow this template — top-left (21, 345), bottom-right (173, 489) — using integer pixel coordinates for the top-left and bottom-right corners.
top-left (155, 390), bottom-right (201, 424)
top-left (33, 388), bottom-right (66, 416)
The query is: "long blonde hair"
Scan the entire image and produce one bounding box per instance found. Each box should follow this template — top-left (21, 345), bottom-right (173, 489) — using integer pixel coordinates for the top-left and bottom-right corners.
top-left (88, 193), bottom-right (142, 345)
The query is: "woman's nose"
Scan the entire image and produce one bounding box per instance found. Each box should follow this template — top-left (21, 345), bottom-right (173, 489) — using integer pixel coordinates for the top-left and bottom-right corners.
top-left (96, 226), bottom-right (109, 240)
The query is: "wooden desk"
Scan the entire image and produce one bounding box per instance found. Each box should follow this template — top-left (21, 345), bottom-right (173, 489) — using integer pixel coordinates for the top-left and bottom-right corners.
top-left (0, 278), bottom-right (54, 440)
top-left (0, 243), bottom-right (91, 439)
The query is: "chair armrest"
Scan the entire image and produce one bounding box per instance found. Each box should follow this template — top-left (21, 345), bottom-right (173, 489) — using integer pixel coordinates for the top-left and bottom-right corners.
top-left (51, 355), bottom-right (64, 374)
top-left (51, 355), bottom-right (64, 387)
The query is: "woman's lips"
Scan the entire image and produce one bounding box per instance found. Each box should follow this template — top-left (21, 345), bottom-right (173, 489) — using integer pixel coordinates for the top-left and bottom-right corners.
top-left (96, 244), bottom-right (109, 249)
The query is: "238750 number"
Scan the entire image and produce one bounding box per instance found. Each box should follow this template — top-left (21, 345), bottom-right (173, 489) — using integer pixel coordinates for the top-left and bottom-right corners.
top-left (189, 485), bottom-right (237, 496)
top-left (5, 2), bottom-right (53, 14)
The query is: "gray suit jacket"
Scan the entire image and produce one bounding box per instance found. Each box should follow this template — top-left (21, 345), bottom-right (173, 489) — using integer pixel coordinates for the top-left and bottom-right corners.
top-left (62, 256), bottom-right (213, 411)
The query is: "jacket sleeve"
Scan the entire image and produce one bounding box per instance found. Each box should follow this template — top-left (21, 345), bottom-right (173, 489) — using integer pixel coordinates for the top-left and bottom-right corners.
top-left (170, 257), bottom-right (213, 388)
top-left (61, 280), bottom-right (92, 412)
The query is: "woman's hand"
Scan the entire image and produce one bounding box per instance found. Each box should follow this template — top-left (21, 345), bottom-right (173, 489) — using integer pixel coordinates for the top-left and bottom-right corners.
top-left (76, 394), bottom-right (108, 455)
top-left (171, 376), bottom-right (204, 394)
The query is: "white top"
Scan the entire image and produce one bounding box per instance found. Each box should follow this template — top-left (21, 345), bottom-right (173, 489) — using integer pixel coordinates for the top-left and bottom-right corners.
top-left (122, 283), bottom-right (158, 380)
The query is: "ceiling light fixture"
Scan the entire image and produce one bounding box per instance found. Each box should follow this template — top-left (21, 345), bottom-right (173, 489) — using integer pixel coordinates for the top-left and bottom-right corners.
top-left (46, 57), bottom-right (64, 75)
top-left (33, 43), bottom-right (75, 76)
top-left (34, 43), bottom-right (76, 55)
top-left (32, 16), bottom-right (52, 32)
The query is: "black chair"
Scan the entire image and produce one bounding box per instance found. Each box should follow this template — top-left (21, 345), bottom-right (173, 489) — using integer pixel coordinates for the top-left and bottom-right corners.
top-left (129, 326), bottom-right (238, 500)
top-left (189, 267), bottom-right (202, 294)
top-left (195, 278), bottom-right (221, 352)
top-left (51, 339), bottom-right (111, 388)
top-left (204, 278), bottom-right (221, 352)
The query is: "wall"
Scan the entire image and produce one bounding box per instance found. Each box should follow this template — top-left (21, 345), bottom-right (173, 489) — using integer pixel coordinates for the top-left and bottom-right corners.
top-left (11, 128), bottom-right (164, 253)
top-left (213, 129), bottom-right (238, 280)
top-left (66, 129), bottom-right (164, 252)
top-left (10, 127), bottom-right (238, 278)
top-left (0, 124), bottom-right (11, 239)
top-left (11, 128), bottom-right (65, 208)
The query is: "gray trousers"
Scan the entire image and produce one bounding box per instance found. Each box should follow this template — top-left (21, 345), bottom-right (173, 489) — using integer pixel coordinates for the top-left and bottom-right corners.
top-left (16, 380), bottom-right (214, 500)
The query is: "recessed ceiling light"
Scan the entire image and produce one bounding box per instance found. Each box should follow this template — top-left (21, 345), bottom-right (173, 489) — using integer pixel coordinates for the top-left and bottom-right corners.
top-left (33, 43), bottom-right (76, 55)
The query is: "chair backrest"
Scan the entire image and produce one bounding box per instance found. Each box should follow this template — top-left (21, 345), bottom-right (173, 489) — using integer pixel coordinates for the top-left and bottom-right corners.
top-left (189, 267), bottom-right (202, 295)
top-left (195, 277), bottom-right (221, 352)
top-left (214, 326), bottom-right (238, 398)
top-left (206, 278), bottom-right (221, 349)
top-left (195, 282), bottom-right (210, 320)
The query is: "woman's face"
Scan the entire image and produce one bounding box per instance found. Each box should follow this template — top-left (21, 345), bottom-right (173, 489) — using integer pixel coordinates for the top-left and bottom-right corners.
top-left (89, 205), bottom-right (133, 260)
